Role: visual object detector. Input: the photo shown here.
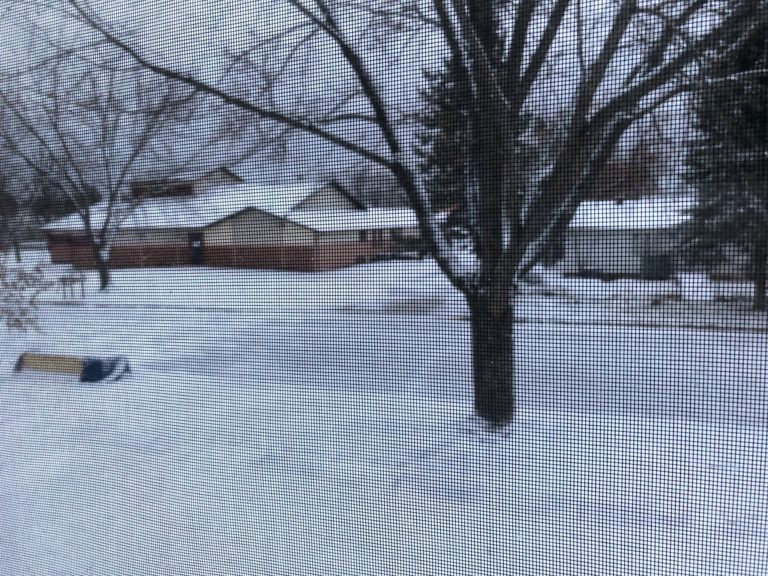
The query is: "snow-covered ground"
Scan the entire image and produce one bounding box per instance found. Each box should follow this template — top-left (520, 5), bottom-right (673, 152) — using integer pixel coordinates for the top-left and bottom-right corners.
top-left (1, 254), bottom-right (766, 575)
top-left (22, 248), bottom-right (768, 331)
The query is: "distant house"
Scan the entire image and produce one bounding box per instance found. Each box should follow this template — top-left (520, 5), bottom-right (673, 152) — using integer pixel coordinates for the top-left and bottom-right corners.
top-left (44, 172), bottom-right (422, 271)
top-left (558, 195), bottom-right (695, 279)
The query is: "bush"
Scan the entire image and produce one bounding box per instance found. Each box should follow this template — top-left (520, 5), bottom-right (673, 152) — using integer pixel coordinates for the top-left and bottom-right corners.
top-left (0, 261), bottom-right (53, 331)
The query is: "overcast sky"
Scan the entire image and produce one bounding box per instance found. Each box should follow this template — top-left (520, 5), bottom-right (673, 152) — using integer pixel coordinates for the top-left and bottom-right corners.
top-left (0, 0), bottom-right (706, 188)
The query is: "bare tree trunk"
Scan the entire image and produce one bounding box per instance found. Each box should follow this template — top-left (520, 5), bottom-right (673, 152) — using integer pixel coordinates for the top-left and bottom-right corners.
top-left (92, 246), bottom-right (110, 290)
top-left (468, 287), bottom-right (515, 426)
top-left (753, 243), bottom-right (767, 311)
top-left (12, 240), bottom-right (21, 263)
top-left (97, 262), bottom-right (110, 291)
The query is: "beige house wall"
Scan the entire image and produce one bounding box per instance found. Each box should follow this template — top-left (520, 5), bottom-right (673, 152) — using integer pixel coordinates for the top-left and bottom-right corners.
top-left (317, 226), bottom-right (419, 245)
top-left (563, 229), bottom-right (639, 275)
top-left (205, 210), bottom-right (315, 246)
top-left (559, 228), bottom-right (680, 276)
top-left (394, 226), bottom-right (420, 239)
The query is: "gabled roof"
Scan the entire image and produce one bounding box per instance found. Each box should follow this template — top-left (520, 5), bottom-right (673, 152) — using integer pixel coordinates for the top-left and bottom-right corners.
top-left (43, 179), bottom-right (425, 235)
top-left (569, 194), bottom-right (694, 231)
top-left (44, 183), bottom-right (327, 232)
top-left (232, 182), bottom-right (328, 217)
top-left (288, 208), bottom-right (419, 232)
top-left (326, 181), bottom-right (366, 211)
top-left (131, 166), bottom-right (243, 187)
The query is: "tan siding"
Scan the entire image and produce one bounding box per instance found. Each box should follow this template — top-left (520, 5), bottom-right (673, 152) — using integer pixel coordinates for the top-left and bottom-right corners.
top-left (561, 229), bottom-right (641, 275)
top-left (280, 225), bottom-right (316, 246)
top-left (559, 228), bottom-right (681, 276)
top-left (206, 210), bottom-right (314, 246)
top-left (295, 186), bottom-right (358, 211)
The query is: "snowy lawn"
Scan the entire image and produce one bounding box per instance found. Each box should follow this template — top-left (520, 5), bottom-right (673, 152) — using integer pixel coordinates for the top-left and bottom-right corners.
top-left (0, 259), bottom-right (766, 574)
top-left (26, 253), bottom-right (768, 332)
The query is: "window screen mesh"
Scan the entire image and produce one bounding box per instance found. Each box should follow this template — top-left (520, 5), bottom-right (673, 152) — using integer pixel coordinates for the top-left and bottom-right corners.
top-left (1, 1), bottom-right (766, 575)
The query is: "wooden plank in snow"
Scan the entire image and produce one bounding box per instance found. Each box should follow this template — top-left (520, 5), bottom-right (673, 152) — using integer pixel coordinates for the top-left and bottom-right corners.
top-left (15, 353), bottom-right (83, 376)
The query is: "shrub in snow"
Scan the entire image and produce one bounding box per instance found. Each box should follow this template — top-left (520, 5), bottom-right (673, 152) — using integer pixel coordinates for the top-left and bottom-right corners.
top-left (0, 261), bottom-right (53, 331)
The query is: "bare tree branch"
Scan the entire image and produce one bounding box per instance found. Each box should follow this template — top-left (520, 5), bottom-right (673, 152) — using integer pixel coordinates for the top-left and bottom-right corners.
top-left (518, 0), bottom-right (572, 110)
top-left (572, 0), bottom-right (637, 124)
top-left (67, 0), bottom-right (396, 170)
top-left (574, 0), bottom-right (588, 80)
top-left (335, 0), bottom-right (441, 28)
top-left (286, 0), bottom-right (403, 154)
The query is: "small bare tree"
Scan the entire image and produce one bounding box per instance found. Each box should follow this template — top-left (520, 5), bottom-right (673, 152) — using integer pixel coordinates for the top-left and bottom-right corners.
top-left (70, 0), bottom-right (768, 425)
top-left (0, 53), bottom-right (224, 290)
top-left (0, 255), bottom-right (52, 331)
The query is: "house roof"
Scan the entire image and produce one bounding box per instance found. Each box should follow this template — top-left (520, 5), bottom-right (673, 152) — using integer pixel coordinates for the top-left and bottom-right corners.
top-left (324, 181), bottom-right (366, 210)
top-left (221, 183), bottom-right (328, 217)
top-left (43, 182), bottom-right (421, 234)
top-left (288, 208), bottom-right (419, 232)
top-left (43, 183), bottom-right (325, 232)
top-left (131, 165), bottom-right (243, 186)
top-left (569, 194), bottom-right (694, 231)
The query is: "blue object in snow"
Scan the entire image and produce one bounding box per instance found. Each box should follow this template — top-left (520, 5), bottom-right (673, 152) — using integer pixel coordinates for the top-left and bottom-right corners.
top-left (80, 356), bottom-right (131, 383)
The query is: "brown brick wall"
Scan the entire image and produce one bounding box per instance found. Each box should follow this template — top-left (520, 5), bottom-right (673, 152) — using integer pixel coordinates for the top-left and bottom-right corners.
top-left (311, 241), bottom-right (388, 270)
top-left (47, 235), bottom-right (95, 267)
top-left (109, 245), bottom-right (189, 268)
top-left (205, 242), bottom-right (390, 271)
top-left (205, 245), bottom-right (316, 270)
top-left (48, 238), bottom-right (189, 268)
top-left (48, 237), bottom-right (396, 271)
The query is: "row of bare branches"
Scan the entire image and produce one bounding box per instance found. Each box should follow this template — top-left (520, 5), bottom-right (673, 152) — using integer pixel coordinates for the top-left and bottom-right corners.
top-left (0, 16), bottom-right (288, 288)
top-left (0, 257), bottom-right (52, 331)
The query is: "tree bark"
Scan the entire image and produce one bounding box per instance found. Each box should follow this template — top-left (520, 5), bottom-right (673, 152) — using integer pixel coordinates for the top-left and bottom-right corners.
top-left (469, 288), bottom-right (516, 426)
top-left (97, 263), bottom-right (110, 291)
top-left (92, 246), bottom-right (110, 290)
top-left (753, 244), bottom-right (767, 311)
top-left (11, 238), bottom-right (21, 263)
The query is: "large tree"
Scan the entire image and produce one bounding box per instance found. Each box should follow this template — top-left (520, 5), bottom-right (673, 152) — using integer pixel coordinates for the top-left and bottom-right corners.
top-left (0, 152), bottom-right (53, 263)
top-left (685, 8), bottom-right (768, 310)
top-left (68, 0), bottom-right (767, 426)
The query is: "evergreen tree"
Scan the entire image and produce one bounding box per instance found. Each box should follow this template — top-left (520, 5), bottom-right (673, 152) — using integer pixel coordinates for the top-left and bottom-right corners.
top-left (414, 55), bottom-right (470, 235)
top-left (686, 18), bottom-right (768, 310)
top-left (0, 187), bottom-right (20, 262)
top-left (414, 56), bottom-right (540, 243)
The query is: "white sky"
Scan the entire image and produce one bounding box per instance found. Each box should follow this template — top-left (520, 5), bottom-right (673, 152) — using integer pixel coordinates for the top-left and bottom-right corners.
top-left (0, 0), bottom-right (714, 186)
